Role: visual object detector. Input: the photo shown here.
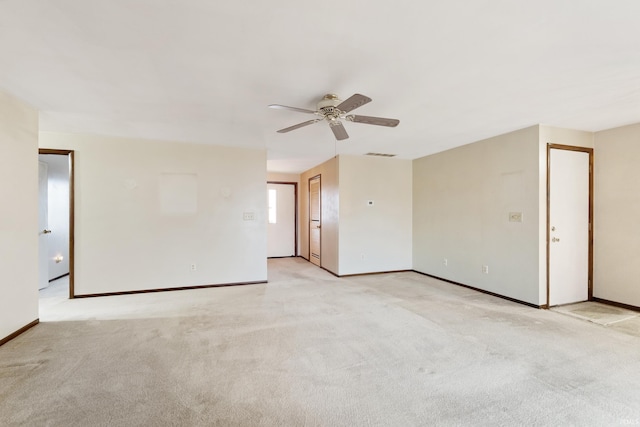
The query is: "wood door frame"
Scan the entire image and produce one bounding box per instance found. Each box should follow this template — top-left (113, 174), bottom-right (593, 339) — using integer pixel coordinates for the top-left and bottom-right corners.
top-left (308, 174), bottom-right (321, 266)
top-left (546, 143), bottom-right (593, 308)
top-left (39, 149), bottom-right (75, 299)
top-left (267, 181), bottom-right (298, 257)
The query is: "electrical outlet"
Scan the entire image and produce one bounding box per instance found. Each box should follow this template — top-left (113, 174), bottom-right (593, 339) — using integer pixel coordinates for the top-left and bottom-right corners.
top-left (243, 211), bottom-right (255, 221)
top-left (509, 212), bottom-right (523, 222)
top-left (443, 258), bottom-right (448, 266)
top-left (190, 263), bottom-right (197, 272)
top-left (482, 265), bottom-right (489, 274)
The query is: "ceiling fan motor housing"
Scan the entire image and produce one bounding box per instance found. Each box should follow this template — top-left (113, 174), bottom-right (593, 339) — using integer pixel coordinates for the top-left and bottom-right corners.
top-left (317, 94), bottom-right (342, 120)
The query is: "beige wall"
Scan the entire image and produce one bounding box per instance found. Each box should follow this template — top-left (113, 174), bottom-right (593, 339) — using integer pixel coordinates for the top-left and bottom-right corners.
top-left (338, 155), bottom-right (412, 275)
top-left (413, 126), bottom-right (542, 305)
top-left (539, 126), bottom-right (594, 148)
top-left (267, 172), bottom-right (299, 183)
top-left (40, 132), bottom-right (267, 295)
top-left (0, 90), bottom-right (39, 339)
top-left (300, 157), bottom-right (339, 274)
top-left (593, 123), bottom-right (640, 307)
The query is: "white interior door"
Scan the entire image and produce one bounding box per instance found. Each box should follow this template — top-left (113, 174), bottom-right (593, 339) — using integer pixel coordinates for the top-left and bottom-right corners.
top-left (309, 176), bottom-right (321, 266)
top-left (38, 161), bottom-right (50, 290)
top-left (267, 183), bottom-right (296, 257)
top-left (549, 148), bottom-right (590, 306)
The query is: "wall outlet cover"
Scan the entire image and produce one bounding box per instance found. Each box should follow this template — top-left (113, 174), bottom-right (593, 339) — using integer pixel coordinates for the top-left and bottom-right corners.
top-left (509, 212), bottom-right (523, 222)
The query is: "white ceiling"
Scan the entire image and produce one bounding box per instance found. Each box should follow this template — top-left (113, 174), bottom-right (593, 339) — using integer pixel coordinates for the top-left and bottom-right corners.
top-left (2, 0), bottom-right (640, 173)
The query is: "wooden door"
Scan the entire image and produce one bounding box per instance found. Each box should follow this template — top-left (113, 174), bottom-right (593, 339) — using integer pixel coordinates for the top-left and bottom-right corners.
top-left (309, 176), bottom-right (321, 266)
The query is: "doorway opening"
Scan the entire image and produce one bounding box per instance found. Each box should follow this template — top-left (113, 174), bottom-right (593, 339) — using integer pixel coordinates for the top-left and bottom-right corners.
top-left (546, 144), bottom-right (593, 307)
top-left (38, 149), bottom-right (75, 300)
top-left (267, 181), bottom-right (297, 258)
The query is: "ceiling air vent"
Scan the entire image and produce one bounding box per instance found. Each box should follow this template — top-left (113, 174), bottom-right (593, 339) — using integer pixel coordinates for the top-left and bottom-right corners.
top-left (365, 152), bottom-right (396, 157)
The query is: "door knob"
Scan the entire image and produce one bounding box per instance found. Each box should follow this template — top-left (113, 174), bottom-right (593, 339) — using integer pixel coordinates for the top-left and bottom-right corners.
top-left (42, 229), bottom-right (52, 234)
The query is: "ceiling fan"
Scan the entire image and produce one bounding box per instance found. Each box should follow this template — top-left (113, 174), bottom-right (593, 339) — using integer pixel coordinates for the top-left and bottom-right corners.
top-left (268, 93), bottom-right (399, 141)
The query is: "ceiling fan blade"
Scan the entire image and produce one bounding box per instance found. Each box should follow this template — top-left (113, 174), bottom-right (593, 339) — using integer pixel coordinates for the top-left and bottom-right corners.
top-left (268, 104), bottom-right (317, 114)
top-left (329, 120), bottom-right (349, 140)
top-left (348, 114), bottom-right (400, 127)
top-left (336, 94), bottom-right (372, 113)
top-left (276, 119), bottom-right (321, 133)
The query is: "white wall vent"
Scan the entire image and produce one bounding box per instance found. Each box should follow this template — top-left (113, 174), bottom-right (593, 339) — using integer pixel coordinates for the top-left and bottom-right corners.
top-left (365, 152), bottom-right (396, 157)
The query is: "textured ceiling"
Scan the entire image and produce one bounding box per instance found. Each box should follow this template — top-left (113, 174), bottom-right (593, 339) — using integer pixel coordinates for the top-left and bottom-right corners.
top-left (2, 0), bottom-right (640, 173)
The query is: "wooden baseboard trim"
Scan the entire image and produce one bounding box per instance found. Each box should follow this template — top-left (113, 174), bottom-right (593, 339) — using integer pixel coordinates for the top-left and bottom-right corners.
top-left (592, 297), bottom-right (640, 313)
top-left (321, 266), bottom-right (340, 277)
top-left (0, 319), bottom-right (39, 347)
top-left (338, 269), bottom-right (412, 278)
top-left (412, 270), bottom-right (542, 309)
top-left (306, 258), bottom-right (409, 278)
top-left (267, 256), bottom-right (297, 259)
top-left (49, 272), bottom-right (70, 282)
top-left (74, 280), bottom-right (267, 299)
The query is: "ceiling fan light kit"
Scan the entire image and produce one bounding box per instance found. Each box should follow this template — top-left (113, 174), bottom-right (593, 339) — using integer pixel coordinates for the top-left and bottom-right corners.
top-left (269, 93), bottom-right (399, 141)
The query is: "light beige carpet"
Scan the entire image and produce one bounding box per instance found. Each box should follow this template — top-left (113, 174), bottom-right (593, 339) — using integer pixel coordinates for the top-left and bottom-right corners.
top-left (1, 258), bottom-right (640, 426)
top-left (552, 301), bottom-right (639, 326)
